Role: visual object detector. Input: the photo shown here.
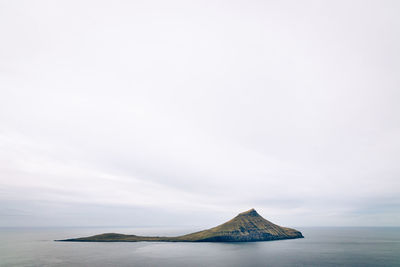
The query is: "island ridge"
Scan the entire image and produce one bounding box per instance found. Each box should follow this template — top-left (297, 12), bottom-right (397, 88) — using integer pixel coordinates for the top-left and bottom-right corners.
top-left (59, 209), bottom-right (303, 242)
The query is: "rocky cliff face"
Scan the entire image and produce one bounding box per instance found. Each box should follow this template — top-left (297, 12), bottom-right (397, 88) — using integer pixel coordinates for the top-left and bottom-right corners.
top-left (176, 208), bottom-right (303, 242)
top-left (60, 209), bottom-right (303, 242)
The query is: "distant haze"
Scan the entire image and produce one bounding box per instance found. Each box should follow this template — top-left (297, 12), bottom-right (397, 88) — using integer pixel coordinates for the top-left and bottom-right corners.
top-left (0, 0), bottom-right (399, 227)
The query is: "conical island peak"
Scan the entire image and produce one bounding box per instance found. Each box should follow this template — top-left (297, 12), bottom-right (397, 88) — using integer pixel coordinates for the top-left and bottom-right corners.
top-left (59, 209), bottom-right (303, 242)
top-left (238, 208), bottom-right (259, 216)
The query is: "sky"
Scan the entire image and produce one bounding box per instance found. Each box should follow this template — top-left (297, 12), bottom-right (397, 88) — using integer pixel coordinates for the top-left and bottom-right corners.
top-left (0, 0), bottom-right (399, 227)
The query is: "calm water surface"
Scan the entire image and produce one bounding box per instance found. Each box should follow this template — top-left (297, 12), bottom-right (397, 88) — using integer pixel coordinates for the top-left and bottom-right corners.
top-left (1, 227), bottom-right (399, 266)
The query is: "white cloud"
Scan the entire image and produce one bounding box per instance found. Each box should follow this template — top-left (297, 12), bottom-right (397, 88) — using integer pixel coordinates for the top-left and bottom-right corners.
top-left (0, 0), bottom-right (399, 226)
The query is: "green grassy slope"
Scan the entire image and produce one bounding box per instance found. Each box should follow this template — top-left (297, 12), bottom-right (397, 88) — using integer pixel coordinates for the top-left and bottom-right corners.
top-left (60, 209), bottom-right (303, 242)
top-left (175, 209), bottom-right (302, 241)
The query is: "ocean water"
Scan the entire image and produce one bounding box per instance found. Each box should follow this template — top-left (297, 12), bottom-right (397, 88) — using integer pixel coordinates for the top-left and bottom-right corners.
top-left (0, 227), bottom-right (399, 267)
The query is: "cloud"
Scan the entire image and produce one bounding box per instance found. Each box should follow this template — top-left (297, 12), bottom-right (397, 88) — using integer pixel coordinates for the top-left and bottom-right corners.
top-left (0, 0), bottom-right (399, 226)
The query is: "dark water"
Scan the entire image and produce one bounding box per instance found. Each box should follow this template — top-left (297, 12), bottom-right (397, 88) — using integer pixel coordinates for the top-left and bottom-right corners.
top-left (1, 227), bottom-right (399, 267)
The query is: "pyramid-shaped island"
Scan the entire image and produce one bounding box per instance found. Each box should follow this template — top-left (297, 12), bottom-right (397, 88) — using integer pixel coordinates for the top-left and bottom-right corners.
top-left (60, 209), bottom-right (303, 242)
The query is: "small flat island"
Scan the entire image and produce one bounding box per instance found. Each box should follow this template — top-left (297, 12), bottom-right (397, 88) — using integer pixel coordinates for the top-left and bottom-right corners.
top-left (58, 209), bottom-right (303, 242)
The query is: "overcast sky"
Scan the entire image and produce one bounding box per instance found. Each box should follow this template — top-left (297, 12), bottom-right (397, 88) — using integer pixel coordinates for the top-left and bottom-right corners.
top-left (1, 0), bottom-right (399, 227)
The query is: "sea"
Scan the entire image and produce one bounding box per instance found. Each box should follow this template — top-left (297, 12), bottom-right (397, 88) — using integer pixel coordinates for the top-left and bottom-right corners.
top-left (1, 227), bottom-right (399, 267)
